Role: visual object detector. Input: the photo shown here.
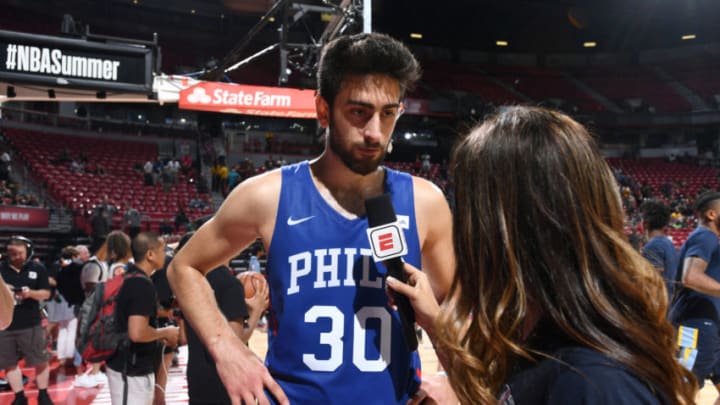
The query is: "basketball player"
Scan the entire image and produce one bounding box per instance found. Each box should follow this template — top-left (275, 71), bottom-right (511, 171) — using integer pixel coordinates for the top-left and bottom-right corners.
top-left (670, 191), bottom-right (720, 399)
top-left (388, 106), bottom-right (696, 405)
top-left (640, 200), bottom-right (678, 301)
top-left (168, 33), bottom-right (454, 405)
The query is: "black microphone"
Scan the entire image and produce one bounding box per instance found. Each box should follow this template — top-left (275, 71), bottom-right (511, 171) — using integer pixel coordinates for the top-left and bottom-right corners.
top-left (365, 193), bottom-right (418, 351)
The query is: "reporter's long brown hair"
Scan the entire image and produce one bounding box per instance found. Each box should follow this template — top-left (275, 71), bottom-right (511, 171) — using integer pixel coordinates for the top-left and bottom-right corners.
top-left (437, 106), bottom-right (697, 404)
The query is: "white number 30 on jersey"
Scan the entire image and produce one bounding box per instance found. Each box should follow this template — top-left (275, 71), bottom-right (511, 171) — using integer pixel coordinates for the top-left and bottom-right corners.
top-left (302, 305), bottom-right (392, 372)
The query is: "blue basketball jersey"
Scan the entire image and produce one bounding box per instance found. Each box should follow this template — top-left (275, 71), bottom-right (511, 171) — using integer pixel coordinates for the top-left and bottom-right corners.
top-left (265, 161), bottom-right (422, 404)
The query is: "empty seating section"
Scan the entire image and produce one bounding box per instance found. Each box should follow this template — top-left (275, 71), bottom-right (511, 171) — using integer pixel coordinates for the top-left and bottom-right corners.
top-left (483, 65), bottom-right (605, 112)
top-left (421, 61), bottom-right (717, 114)
top-left (575, 66), bottom-right (692, 113)
top-left (4, 128), bottom-right (212, 233)
top-left (663, 57), bottom-right (720, 103)
top-left (422, 62), bottom-right (522, 105)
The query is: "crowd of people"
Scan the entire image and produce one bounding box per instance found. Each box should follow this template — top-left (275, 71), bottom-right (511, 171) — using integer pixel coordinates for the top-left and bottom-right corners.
top-left (1, 32), bottom-right (719, 405)
top-left (0, 228), bottom-right (268, 405)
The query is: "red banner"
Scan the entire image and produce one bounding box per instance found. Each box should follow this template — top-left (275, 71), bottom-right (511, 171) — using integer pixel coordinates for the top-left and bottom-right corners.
top-left (179, 81), bottom-right (317, 118)
top-left (0, 206), bottom-right (49, 228)
top-left (403, 98), bottom-right (454, 117)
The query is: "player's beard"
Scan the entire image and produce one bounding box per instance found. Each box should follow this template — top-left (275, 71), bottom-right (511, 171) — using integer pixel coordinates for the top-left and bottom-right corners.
top-left (327, 121), bottom-right (387, 176)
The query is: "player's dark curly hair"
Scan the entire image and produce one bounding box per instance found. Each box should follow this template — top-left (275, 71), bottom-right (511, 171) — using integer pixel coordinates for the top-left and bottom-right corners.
top-left (317, 32), bottom-right (421, 107)
top-left (641, 200), bottom-right (672, 231)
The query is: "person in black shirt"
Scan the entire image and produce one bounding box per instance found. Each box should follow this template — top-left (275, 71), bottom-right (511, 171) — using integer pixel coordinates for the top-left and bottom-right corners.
top-left (184, 265), bottom-right (268, 405)
top-left (0, 236), bottom-right (53, 405)
top-left (105, 232), bottom-right (179, 405)
top-left (171, 231), bottom-right (268, 405)
top-left (151, 255), bottom-right (179, 405)
top-left (388, 107), bottom-right (697, 405)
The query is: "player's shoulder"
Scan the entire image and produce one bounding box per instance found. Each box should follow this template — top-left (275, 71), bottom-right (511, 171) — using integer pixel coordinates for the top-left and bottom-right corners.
top-left (410, 175), bottom-right (445, 199)
top-left (688, 226), bottom-right (718, 244)
top-left (410, 175), bottom-right (449, 214)
top-left (227, 168), bottom-right (283, 206)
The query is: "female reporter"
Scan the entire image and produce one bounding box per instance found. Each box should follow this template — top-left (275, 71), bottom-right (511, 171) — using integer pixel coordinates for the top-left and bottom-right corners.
top-left (388, 106), bottom-right (696, 404)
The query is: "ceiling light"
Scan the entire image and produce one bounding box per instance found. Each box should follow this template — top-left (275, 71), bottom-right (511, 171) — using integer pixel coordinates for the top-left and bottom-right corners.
top-left (496, 40), bottom-right (508, 47)
top-left (583, 41), bottom-right (597, 48)
top-left (191, 9), bottom-right (196, 14)
top-left (682, 34), bottom-right (696, 40)
top-left (410, 33), bottom-right (423, 39)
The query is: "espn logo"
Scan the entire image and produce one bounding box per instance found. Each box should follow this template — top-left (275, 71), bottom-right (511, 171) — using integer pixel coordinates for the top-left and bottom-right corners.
top-left (366, 222), bottom-right (408, 262)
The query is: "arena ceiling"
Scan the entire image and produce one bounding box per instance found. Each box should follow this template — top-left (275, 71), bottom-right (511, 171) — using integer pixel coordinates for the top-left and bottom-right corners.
top-left (3, 0), bottom-right (719, 56)
top-left (0, 0), bottom-right (718, 102)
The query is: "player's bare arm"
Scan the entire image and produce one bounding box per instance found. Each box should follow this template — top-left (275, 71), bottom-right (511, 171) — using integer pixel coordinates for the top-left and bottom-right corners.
top-left (683, 256), bottom-right (720, 297)
top-left (167, 170), bottom-right (287, 405)
top-left (0, 276), bottom-right (13, 330)
top-left (412, 177), bottom-right (455, 302)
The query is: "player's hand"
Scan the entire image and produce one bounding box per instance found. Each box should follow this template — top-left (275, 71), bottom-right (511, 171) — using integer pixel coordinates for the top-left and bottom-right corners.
top-left (212, 334), bottom-right (289, 405)
top-left (406, 374), bottom-right (459, 405)
top-left (386, 263), bottom-right (440, 333)
top-left (245, 277), bottom-right (270, 316)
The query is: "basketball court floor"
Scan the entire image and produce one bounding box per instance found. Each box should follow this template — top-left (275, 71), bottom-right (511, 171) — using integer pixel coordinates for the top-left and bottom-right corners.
top-left (0, 330), bottom-right (715, 404)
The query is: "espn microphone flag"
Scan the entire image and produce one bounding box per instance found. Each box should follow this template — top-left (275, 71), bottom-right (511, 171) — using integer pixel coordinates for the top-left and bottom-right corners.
top-left (365, 194), bottom-right (418, 351)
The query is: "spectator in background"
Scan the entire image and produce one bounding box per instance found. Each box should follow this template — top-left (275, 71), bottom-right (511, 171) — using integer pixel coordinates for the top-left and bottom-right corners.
top-left (248, 245), bottom-right (263, 274)
top-left (421, 152), bottom-right (431, 174)
top-left (227, 164), bottom-right (241, 193)
top-left (75, 242), bottom-right (110, 389)
top-left (54, 148), bottom-right (71, 165)
top-left (218, 160), bottom-right (229, 197)
top-left (70, 159), bottom-right (84, 173)
top-left (47, 247), bottom-right (82, 369)
top-left (159, 219), bottom-right (174, 236)
top-left (211, 159), bottom-right (222, 193)
top-left (153, 158), bottom-right (164, 186)
top-left (143, 160), bottom-right (154, 186)
top-left (0, 149), bottom-right (10, 182)
top-left (106, 231), bottom-right (133, 277)
top-left (174, 209), bottom-right (189, 233)
top-left (180, 154), bottom-right (193, 176)
top-left (168, 159), bottom-right (180, 185)
top-left (641, 201), bottom-right (678, 301)
top-left (124, 204), bottom-right (143, 239)
top-left (105, 232), bottom-right (179, 405)
top-left (0, 236), bottom-right (54, 405)
top-left (90, 206), bottom-right (112, 253)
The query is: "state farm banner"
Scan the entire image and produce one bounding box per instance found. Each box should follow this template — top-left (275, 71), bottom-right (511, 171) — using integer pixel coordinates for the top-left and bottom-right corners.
top-left (0, 30), bottom-right (154, 93)
top-left (179, 81), bottom-right (317, 118)
top-left (0, 206), bottom-right (49, 228)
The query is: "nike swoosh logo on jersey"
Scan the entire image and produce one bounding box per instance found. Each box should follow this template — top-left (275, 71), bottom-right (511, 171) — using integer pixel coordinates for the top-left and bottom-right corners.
top-left (287, 215), bottom-right (315, 226)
